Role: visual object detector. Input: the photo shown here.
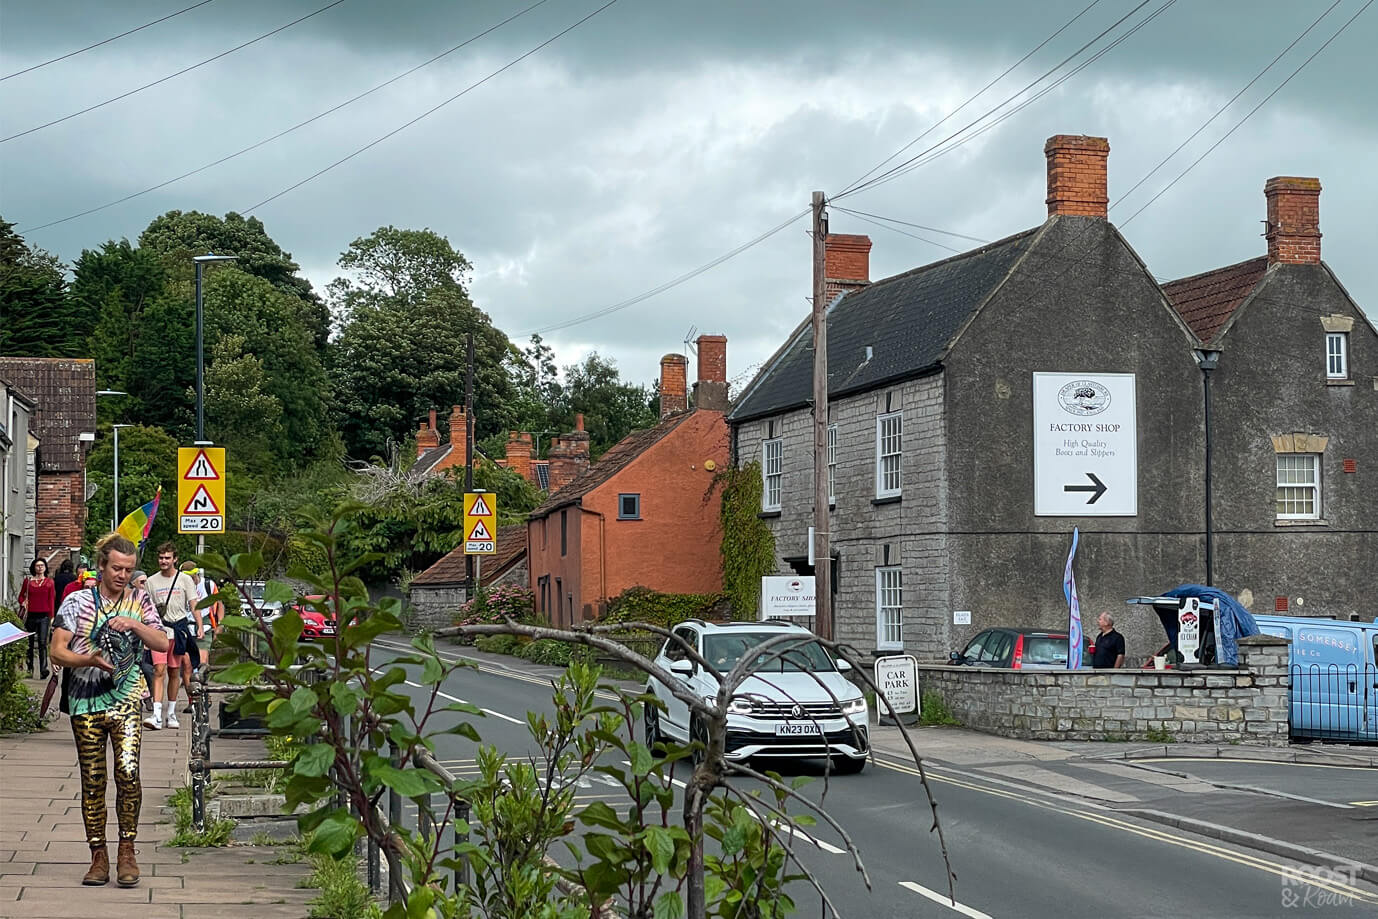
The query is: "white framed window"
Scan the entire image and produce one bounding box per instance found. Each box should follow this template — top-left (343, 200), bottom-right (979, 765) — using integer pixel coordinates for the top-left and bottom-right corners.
top-left (876, 566), bottom-right (903, 650)
top-left (1276, 454), bottom-right (1321, 519)
top-left (875, 411), bottom-right (902, 498)
top-left (1326, 332), bottom-right (1348, 379)
top-left (827, 424), bottom-right (838, 505)
top-left (762, 438), bottom-right (782, 511)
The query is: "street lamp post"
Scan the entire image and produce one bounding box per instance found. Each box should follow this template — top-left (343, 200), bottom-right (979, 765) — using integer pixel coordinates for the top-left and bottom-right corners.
top-left (96, 390), bottom-right (128, 530)
top-left (1193, 349), bottom-right (1222, 587)
top-left (192, 254), bottom-right (238, 445)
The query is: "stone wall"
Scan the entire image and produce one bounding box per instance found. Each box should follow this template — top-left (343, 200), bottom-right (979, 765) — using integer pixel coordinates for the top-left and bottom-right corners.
top-left (408, 585), bottom-right (469, 633)
top-left (916, 634), bottom-right (1292, 746)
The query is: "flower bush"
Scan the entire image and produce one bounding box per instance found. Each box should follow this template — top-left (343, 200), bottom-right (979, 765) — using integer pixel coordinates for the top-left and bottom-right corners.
top-left (451, 583), bottom-right (536, 643)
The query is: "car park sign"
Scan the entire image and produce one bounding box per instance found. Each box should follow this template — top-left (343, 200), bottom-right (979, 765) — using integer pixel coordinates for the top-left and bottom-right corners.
top-left (1032, 372), bottom-right (1137, 517)
top-left (177, 446), bottom-right (226, 534)
top-left (463, 491), bottom-right (497, 555)
top-left (874, 655), bottom-right (919, 724)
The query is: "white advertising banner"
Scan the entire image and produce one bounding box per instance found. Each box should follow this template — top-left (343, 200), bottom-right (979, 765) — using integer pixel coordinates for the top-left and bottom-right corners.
top-left (1033, 372), bottom-right (1137, 516)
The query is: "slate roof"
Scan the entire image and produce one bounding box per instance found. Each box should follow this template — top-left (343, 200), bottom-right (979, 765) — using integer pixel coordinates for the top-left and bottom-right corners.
top-left (410, 443), bottom-right (455, 479)
top-left (411, 523), bottom-right (527, 587)
top-left (728, 229), bottom-right (1037, 422)
top-left (0, 358), bottom-right (96, 472)
top-left (528, 411), bottom-right (694, 520)
top-left (1161, 256), bottom-right (1269, 344)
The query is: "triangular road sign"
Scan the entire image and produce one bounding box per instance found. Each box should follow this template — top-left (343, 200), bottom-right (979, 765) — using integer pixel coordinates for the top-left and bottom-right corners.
top-left (468, 494), bottom-right (493, 517)
top-left (467, 519), bottom-right (493, 541)
top-left (184, 450), bottom-right (220, 480)
top-left (182, 484), bottom-right (221, 515)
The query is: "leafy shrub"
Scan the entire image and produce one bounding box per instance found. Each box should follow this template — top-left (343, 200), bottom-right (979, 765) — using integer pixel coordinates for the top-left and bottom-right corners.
top-left (600, 586), bottom-right (727, 629)
top-left (452, 583), bottom-right (536, 640)
top-left (302, 850), bottom-right (379, 919)
top-left (516, 639), bottom-right (592, 667)
top-left (474, 634), bottom-right (522, 656)
top-left (919, 690), bottom-right (961, 727)
top-left (0, 606), bottom-right (43, 735)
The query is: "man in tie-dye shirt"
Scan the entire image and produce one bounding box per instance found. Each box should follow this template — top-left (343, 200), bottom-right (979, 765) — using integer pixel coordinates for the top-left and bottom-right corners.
top-left (50, 533), bottom-right (168, 889)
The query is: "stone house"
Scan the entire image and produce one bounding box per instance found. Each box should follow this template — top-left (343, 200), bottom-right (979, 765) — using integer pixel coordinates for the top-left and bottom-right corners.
top-left (527, 335), bottom-right (732, 627)
top-left (408, 524), bottom-right (529, 632)
top-left (0, 358), bottom-right (96, 569)
top-left (1161, 177), bottom-right (1378, 618)
top-left (0, 377), bottom-right (38, 602)
top-left (729, 134), bottom-right (1375, 661)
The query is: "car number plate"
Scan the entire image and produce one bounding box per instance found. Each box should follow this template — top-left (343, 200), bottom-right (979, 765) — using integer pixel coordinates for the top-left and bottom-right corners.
top-left (321, 627), bottom-right (336, 635)
top-left (774, 723), bottom-right (819, 737)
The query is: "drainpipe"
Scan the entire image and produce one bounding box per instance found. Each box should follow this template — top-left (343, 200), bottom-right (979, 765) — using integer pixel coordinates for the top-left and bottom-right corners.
top-left (584, 506), bottom-right (608, 617)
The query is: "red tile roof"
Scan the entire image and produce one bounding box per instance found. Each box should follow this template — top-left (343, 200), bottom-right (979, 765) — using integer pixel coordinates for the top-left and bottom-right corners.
top-left (1161, 256), bottom-right (1269, 344)
top-left (0, 358), bottom-right (96, 472)
top-left (411, 523), bottom-right (527, 587)
top-left (527, 411), bottom-right (694, 520)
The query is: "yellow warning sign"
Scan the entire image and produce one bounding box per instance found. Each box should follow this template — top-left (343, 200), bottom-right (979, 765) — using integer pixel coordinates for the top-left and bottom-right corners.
top-left (463, 492), bottom-right (497, 555)
top-left (178, 446), bottom-right (226, 534)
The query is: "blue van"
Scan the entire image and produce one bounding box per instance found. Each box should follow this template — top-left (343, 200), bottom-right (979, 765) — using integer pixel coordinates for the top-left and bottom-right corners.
top-left (1254, 614), bottom-right (1378, 742)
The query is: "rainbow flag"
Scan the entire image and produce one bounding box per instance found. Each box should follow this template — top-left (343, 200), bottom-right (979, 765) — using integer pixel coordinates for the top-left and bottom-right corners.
top-left (117, 485), bottom-right (162, 552)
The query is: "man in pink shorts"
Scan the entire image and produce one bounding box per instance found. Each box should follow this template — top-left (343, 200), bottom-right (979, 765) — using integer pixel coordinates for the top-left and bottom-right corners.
top-left (144, 544), bottom-right (202, 730)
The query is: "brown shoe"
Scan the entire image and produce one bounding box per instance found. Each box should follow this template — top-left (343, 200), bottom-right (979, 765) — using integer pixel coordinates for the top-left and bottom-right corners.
top-left (82, 846), bottom-right (109, 885)
top-left (116, 840), bottom-right (139, 887)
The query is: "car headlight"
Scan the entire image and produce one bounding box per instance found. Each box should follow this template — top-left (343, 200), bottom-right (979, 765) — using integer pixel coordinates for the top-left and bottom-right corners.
top-left (841, 697), bottom-right (867, 716)
top-left (727, 696), bottom-right (758, 715)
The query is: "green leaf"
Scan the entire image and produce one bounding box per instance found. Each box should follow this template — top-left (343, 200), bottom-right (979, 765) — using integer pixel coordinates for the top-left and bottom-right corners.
top-left (438, 721), bottom-right (481, 742)
top-left (288, 685), bottom-right (317, 715)
top-left (420, 655), bottom-right (443, 686)
top-left (644, 825), bottom-right (675, 875)
top-left (229, 551), bottom-right (265, 579)
top-left (627, 741), bottom-right (653, 777)
top-left (284, 773), bottom-right (332, 811)
top-left (271, 610), bottom-right (304, 648)
top-left (263, 580), bottom-right (295, 605)
top-left (213, 661), bottom-right (263, 685)
top-left (343, 611), bottom-right (400, 649)
top-left (374, 666), bottom-right (407, 691)
top-left (653, 890), bottom-right (685, 919)
top-left (371, 763), bottom-right (436, 799)
top-left (576, 800), bottom-right (624, 832)
top-left (294, 743), bottom-right (334, 778)
top-left (329, 681), bottom-right (360, 717)
top-left (405, 885), bottom-right (436, 919)
top-left (307, 809), bottom-right (358, 857)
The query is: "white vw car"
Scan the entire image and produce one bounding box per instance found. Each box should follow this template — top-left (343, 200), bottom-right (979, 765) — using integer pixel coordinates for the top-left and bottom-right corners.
top-left (644, 620), bottom-right (869, 773)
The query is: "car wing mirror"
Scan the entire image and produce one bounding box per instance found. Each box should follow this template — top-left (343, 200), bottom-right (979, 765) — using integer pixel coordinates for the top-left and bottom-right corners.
top-left (836, 658), bottom-right (853, 672)
top-left (669, 659), bottom-right (694, 677)
top-left (949, 651), bottom-right (963, 663)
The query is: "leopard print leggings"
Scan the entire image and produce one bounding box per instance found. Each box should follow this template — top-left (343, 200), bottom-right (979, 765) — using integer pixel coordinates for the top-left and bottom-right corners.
top-left (70, 707), bottom-right (142, 846)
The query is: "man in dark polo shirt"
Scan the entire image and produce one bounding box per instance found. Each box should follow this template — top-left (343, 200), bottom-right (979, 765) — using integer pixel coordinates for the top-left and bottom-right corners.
top-left (1092, 612), bottom-right (1126, 669)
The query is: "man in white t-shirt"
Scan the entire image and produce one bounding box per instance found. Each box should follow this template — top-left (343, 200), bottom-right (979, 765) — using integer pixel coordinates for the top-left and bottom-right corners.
top-left (144, 543), bottom-right (202, 729)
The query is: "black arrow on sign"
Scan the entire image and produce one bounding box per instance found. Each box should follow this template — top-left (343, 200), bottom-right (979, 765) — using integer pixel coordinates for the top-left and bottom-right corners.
top-left (1064, 472), bottom-right (1107, 505)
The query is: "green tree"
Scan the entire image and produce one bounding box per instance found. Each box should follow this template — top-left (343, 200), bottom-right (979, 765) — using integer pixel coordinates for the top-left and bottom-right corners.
top-left (329, 228), bottom-right (516, 460)
top-left (83, 424), bottom-right (183, 558)
top-left (0, 218), bottom-right (79, 356)
top-left (70, 239), bottom-right (169, 396)
top-left (561, 352), bottom-right (658, 457)
top-left (138, 210), bottom-right (328, 349)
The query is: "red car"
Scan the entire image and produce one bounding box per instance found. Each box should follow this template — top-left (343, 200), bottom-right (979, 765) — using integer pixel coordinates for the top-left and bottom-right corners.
top-left (293, 596), bottom-right (337, 641)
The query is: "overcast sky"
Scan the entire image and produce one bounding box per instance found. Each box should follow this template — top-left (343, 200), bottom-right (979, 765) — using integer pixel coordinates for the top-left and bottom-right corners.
top-left (3, 0), bottom-right (1375, 390)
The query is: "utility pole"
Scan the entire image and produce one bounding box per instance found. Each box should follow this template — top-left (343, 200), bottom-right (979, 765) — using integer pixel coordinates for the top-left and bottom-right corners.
top-left (811, 190), bottom-right (833, 642)
top-left (465, 332), bottom-right (476, 592)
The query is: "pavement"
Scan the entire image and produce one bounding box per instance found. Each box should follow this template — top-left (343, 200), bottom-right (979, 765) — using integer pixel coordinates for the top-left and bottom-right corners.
top-left (0, 677), bottom-right (314, 919)
top-left (868, 724), bottom-right (1378, 882)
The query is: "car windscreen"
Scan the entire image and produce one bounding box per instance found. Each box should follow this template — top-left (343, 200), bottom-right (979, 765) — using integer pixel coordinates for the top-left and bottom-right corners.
top-left (246, 582), bottom-right (266, 600)
top-left (702, 634), bottom-right (835, 673)
top-left (1022, 636), bottom-right (1071, 664)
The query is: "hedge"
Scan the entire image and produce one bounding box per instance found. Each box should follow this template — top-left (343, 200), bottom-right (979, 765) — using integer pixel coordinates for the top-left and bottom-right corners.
top-left (0, 606), bottom-right (43, 735)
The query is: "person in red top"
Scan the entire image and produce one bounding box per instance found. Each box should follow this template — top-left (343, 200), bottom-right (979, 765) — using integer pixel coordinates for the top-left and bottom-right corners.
top-left (63, 570), bottom-right (98, 603)
top-left (19, 558), bottom-right (57, 678)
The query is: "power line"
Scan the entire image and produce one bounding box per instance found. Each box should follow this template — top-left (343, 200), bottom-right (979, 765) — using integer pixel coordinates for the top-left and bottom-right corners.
top-left (831, 210), bottom-right (962, 253)
top-left (840, 0), bottom-right (1179, 201)
top-left (522, 209), bottom-right (811, 336)
top-left (830, 206), bottom-right (990, 245)
top-left (1120, 0), bottom-right (1373, 227)
top-left (834, 0), bottom-right (1162, 201)
top-left (0, 0), bottom-right (218, 82)
top-left (240, 0), bottom-right (622, 215)
top-left (0, 0), bottom-right (348, 144)
top-left (19, 0), bottom-right (553, 234)
top-left (838, 0), bottom-right (1104, 196)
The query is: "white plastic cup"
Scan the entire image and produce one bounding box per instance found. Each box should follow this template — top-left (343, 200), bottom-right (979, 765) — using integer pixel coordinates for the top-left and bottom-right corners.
top-left (1153, 655), bottom-right (1167, 670)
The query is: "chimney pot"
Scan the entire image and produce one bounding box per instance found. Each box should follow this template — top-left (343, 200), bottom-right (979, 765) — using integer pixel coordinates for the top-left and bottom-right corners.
top-left (1044, 134), bottom-right (1110, 219)
top-left (1264, 176), bottom-right (1322, 265)
top-left (575, 413), bottom-right (584, 432)
top-left (659, 353), bottom-right (688, 419)
top-left (693, 334), bottom-right (730, 412)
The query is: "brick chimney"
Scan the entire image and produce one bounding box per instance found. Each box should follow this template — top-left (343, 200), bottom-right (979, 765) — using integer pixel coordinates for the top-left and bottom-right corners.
top-left (1264, 177), bottom-right (1321, 265)
top-left (416, 408), bottom-right (439, 458)
top-left (505, 431), bottom-right (533, 483)
top-left (660, 353), bottom-right (688, 418)
top-left (692, 334), bottom-right (729, 412)
top-left (1045, 134), bottom-right (1109, 218)
top-left (823, 234), bottom-right (871, 304)
top-left (548, 416), bottom-right (591, 492)
top-left (448, 405), bottom-right (473, 456)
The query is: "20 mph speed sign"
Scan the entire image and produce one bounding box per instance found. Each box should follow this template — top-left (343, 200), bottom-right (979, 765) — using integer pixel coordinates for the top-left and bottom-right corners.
top-left (177, 447), bottom-right (227, 534)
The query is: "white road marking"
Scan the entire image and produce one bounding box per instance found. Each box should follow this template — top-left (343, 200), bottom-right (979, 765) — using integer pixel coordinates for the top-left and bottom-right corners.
top-left (767, 819), bottom-right (845, 855)
top-left (375, 637), bottom-right (621, 701)
top-left (899, 881), bottom-right (994, 918)
top-left (403, 679), bottom-right (524, 725)
top-left (621, 759), bottom-right (686, 789)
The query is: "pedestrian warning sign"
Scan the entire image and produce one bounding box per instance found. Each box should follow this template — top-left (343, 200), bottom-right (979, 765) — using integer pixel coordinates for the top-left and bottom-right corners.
top-left (463, 491), bottom-right (498, 555)
top-left (178, 446), bottom-right (226, 534)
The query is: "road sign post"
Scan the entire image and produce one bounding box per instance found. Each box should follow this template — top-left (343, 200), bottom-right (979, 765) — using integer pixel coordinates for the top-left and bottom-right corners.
top-left (463, 492), bottom-right (497, 556)
top-left (178, 447), bottom-right (227, 534)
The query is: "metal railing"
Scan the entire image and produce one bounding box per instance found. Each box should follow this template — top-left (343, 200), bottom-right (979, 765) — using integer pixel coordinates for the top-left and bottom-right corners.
top-left (1288, 663), bottom-right (1378, 741)
top-left (187, 668), bottom-right (286, 832)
